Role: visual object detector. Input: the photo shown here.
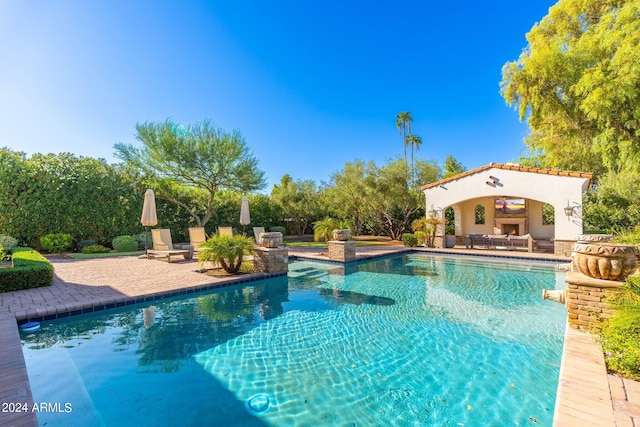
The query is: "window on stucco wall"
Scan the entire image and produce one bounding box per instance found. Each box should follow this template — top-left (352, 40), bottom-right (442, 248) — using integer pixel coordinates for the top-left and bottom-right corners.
top-left (542, 203), bottom-right (555, 225)
top-left (475, 204), bottom-right (485, 224)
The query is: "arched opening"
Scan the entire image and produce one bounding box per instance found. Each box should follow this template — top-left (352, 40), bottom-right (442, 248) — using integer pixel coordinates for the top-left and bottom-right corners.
top-left (445, 207), bottom-right (455, 235)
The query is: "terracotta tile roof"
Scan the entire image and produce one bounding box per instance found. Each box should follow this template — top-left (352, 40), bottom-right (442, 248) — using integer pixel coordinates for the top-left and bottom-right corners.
top-left (420, 163), bottom-right (593, 191)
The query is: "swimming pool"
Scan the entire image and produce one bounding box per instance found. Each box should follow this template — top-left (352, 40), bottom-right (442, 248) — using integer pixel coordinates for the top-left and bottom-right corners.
top-left (21, 254), bottom-right (567, 426)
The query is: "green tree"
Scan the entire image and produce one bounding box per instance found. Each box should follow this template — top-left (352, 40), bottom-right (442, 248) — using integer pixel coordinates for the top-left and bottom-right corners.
top-left (500, 0), bottom-right (640, 175)
top-left (395, 111), bottom-right (413, 165)
top-left (114, 119), bottom-right (266, 227)
top-left (442, 155), bottom-right (467, 179)
top-left (270, 174), bottom-right (322, 235)
top-left (326, 160), bottom-right (370, 235)
top-left (583, 170), bottom-right (640, 232)
top-left (360, 158), bottom-right (424, 240)
top-left (414, 158), bottom-right (442, 187)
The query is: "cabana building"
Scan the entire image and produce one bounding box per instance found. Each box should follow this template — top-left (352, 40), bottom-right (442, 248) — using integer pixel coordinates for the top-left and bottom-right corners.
top-left (421, 163), bottom-right (593, 256)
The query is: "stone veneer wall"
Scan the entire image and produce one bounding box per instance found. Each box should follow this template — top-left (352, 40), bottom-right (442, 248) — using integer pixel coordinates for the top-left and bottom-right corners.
top-left (328, 241), bottom-right (356, 262)
top-left (433, 235), bottom-right (444, 249)
top-left (253, 247), bottom-right (288, 273)
top-left (565, 271), bottom-right (622, 331)
top-left (554, 239), bottom-right (576, 257)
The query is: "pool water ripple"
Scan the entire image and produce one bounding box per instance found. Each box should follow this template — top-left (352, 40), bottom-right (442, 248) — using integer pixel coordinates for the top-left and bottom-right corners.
top-left (22, 254), bottom-right (566, 426)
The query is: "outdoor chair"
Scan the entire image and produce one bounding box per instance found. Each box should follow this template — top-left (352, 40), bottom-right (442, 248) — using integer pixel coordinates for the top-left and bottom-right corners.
top-left (218, 227), bottom-right (234, 237)
top-left (253, 227), bottom-right (265, 245)
top-left (147, 229), bottom-right (193, 262)
top-left (188, 227), bottom-right (207, 252)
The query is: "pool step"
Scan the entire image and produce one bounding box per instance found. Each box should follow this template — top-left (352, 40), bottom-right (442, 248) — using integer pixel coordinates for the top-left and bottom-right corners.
top-left (288, 267), bottom-right (328, 279)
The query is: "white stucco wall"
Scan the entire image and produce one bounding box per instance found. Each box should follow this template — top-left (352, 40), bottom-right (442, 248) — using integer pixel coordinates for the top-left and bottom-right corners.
top-left (528, 199), bottom-right (555, 239)
top-left (423, 166), bottom-right (590, 240)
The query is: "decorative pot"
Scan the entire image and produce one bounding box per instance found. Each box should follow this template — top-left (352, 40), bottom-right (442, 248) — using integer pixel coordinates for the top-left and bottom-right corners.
top-left (260, 232), bottom-right (283, 248)
top-left (332, 229), bottom-right (351, 241)
top-left (573, 243), bottom-right (638, 281)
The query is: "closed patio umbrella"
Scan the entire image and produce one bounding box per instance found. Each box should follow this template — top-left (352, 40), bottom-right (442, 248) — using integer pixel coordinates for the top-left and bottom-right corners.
top-left (141, 189), bottom-right (158, 253)
top-left (240, 196), bottom-right (250, 234)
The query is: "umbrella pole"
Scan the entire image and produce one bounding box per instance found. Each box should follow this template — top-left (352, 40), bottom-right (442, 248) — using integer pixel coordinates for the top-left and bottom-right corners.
top-left (145, 226), bottom-right (149, 258)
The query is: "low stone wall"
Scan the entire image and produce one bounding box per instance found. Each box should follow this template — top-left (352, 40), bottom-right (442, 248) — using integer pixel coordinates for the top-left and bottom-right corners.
top-left (253, 247), bottom-right (288, 273)
top-left (565, 271), bottom-right (622, 331)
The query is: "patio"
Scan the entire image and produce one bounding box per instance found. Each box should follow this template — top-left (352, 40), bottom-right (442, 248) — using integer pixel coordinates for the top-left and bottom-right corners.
top-left (0, 246), bottom-right (638, 426)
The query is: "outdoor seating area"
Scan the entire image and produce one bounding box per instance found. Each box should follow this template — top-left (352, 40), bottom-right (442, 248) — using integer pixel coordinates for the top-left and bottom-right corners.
top-left (465, 233), bottom-right (535, 252)
top-left (147, 228), bottom-right (193, 262)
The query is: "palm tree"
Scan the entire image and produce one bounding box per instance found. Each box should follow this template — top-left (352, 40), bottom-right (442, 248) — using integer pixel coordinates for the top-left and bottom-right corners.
top-left (197, 234), bottom-right (254, 273)
top-left (313, 217), bottom-right (351, 242)
top-left (406, 134), bottom-right (423, 184)
top-left (395, 111), bottom-right (413, 164)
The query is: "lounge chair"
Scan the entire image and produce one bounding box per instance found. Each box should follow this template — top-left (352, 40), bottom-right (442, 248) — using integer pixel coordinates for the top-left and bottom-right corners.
top-left (253, 227), bottom-right (265, 245)
top-left (218, 227), bottom-right (234, 237)
top-left (188, 227), bottom-right (207, 252)
top-left (147, 229), bottom-right (193, 262)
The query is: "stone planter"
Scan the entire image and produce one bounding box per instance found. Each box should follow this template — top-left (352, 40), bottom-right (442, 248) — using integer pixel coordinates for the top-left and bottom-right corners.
top-left (260, 232), bottom-right (283, 248)
top-left (445, 235), bottom-right (455, 248)
top-left (332, 229), bottom-right (351, 241)
top-left (576, 234), bottom-right (614, 244)
top-left (573, 243), bottom-right (638, 281)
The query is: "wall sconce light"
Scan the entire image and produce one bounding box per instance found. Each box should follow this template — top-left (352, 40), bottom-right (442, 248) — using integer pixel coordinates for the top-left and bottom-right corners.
top-left (428, 205), bottom-right (437, 218)
top-left (564, 201), bottom-right (574, 218)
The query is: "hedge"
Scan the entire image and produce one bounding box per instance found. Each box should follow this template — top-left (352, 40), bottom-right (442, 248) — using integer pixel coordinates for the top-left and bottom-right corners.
top-left (0, 247), bottom-right (54, 292)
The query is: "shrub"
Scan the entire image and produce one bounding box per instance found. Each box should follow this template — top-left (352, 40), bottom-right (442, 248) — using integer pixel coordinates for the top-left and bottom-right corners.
top-left (133, 232), bottom-right (152, 250)
top-left (414, 231), bottom-right (426, 246)
top-left (82, 244), bottom-right (111, 254)
top-left (600, 274), bottom-right (640, 380)
top-left (612, 226), bottom-right (640, 246)
top-left (76, 239), bottom-right (96, 252)
top-left (112, 235), bottom-right (138, 252)
top-left (0, 235), bottom-right (18, 261)
top-left (40, 233), bottom-right (73, 253)
top-left (402, 233), bottom-right (418, 247)
top-left (0, 235), bottom-right (18, 250)
top-left (269, 226), bottom-right (287, 235)
top-left (0, 247), bottom-right (53, 292)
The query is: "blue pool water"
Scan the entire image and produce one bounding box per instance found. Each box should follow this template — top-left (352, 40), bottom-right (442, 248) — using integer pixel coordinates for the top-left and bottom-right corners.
top-left (21, 254), bottom-right (567, 426)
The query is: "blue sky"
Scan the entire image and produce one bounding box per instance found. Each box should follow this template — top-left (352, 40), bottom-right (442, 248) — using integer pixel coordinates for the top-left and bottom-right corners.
top-left (0, 1), bottom-right (556, 191)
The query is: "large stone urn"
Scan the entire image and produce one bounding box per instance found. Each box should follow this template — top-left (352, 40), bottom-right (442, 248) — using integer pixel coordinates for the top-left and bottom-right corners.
top-left (332, 229), bottom-right (351, 241)
top-left (576, 234), bottom-right (614, 244)
top-left (260, 232), bottom-right (283, 248)
top-left (573, 243), bottom-right (638, 281)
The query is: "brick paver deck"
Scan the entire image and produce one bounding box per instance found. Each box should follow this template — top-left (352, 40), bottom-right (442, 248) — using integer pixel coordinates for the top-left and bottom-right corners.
top-left (0, 246), bottom-right (638, 427)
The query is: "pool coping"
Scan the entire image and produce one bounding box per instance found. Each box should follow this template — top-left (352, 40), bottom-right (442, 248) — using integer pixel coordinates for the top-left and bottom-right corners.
top-left (0, 247), bottom-right (633, 427)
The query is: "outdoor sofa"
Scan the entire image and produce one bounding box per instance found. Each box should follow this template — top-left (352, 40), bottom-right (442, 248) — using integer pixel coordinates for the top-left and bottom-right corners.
top-left (465, 233), bottom-right (535, 252)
